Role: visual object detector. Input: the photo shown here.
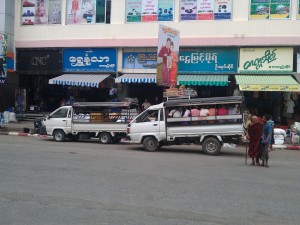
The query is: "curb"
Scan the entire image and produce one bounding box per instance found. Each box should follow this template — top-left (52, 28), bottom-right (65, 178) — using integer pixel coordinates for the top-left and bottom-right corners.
top-left (0, 131), bottom-right (47, 138)
top-left (273, 144), bottom-right (300, 151)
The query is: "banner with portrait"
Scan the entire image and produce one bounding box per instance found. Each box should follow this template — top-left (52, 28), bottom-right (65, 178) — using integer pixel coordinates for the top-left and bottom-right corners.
top-left (157, 24), bottom-right (180, 86)
top-left (0, 33), bottom-right (7, 85)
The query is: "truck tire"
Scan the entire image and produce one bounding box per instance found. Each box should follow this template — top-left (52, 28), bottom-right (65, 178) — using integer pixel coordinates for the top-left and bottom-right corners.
top-left (202, 137), bottom-right (221, 155)
top-left (99, 132), bottom-right (112, 144)
top-left (53, 130), bottom-right (66, 142)
top-left (143, 137), bottom-right (159, 152)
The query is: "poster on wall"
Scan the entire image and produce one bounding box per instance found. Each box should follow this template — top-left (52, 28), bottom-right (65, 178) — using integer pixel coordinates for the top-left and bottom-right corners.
top-left (66, 0), bottom-right (96, 24)
top-left (180, 0), bottom-right (197, 21)
top-left (297, 0), bottom-right (300, 19)
top-left (141, 0), bottom-right (158, 22)
top-left (21, 0), bottom-right (61, 25)
top-left (214, 0), bottom-right (232, 20)
top-left (157, 24), bottom-right (180, 86)
top-left (197, 0), bottom-right (214, 20)
top-left (126, 0), bottom-right (174, 22)
top-left (269, 0), bottom-right (290, 19)
top-left (249, 0), bottom-right (270, 19)
top-left (126, 0), bottom-right (142, 22)
top-left (15, 89), bottom-right (27, 113)
top-left (48, 0), bottom-right (61, 24)
top-left (238, 47), bottom-right (293, 74)
top-left (0, 33), bottom-right (7, 85)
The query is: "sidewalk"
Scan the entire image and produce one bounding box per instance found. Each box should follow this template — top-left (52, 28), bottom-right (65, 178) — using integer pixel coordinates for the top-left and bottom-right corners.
top-left (0, 120), bottom-right (35, 136)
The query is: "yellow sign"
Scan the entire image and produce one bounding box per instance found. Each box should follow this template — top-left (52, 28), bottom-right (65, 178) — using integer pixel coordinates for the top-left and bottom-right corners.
top-left (239, 85), bottom-right (300, 92)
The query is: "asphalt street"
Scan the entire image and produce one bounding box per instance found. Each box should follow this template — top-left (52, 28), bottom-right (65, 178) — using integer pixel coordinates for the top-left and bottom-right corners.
top-left (1, 135), bottom-right (300, 225)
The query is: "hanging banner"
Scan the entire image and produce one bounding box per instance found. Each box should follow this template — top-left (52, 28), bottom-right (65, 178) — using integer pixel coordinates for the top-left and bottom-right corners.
top-left (126, 0), bottom-right (142, 22)
top-left (141, 0), bottom-right (158, 22)
top-left (269, 0), bottom-right (290, 19)
top-left (66, 0), bottom-right (96, 24)
top-left (180, 0), bottom-right (197, 20)
top-left (249, 0), bottom-right (270, 20)
top-left (158, 0), bottom-right (174, 21)
top-left (63, 48), bottom-right (117, 72)
top-left (178, 48), bottom-right (238, 74)
top-left (0, 33), bottom-right (7, 85)
top-left (239, 47), bottom-right (293, 74)
top-left (123, 52), bottom-right (157, 69)
top-left (214, 0), bottom-right (232, 20)
top-left (197, 0), bottom-right (214, 20)
top-left (157, 24), bottom-right (180, 86)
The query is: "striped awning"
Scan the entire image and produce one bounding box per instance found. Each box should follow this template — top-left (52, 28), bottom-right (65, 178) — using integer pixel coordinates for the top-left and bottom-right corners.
top-left (177, 75), bottom-right (229, 86)
top-left (48, 74), bottom-right (110, 88)
top-left (115, 74), bottom-right (156, 83)
top-left (236, 75), bottom-right (300, 92)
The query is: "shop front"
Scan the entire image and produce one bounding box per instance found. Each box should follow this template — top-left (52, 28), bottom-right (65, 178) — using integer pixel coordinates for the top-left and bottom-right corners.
top-left (116, 49), bottom-right (163, 106)
top-left (236, 47), bottom-right (300, 125)
top-left (177, 47), bottom-right (239, 97)
top-left (49, 48), bottom-right (117, 107)
top-left (16, 48), bottom-right (63, 112)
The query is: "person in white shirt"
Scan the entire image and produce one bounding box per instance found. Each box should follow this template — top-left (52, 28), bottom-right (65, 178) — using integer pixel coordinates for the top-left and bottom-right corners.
top-left (142, 98), bottom-right (151, 111)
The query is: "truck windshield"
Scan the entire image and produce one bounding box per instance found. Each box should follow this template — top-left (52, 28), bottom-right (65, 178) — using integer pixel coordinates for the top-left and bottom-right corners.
top-left (135, 110), bottom-right (159, 123)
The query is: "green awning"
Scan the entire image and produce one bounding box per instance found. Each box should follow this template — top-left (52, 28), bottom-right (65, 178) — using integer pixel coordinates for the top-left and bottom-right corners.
top-left (236, 75), bottom-right (300, 92)
top-left (177, 75), bottom-right (228, 86)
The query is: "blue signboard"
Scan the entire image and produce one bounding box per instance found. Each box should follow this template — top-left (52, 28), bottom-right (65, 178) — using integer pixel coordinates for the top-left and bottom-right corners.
top-left (123, 52), bottom-right (157, 69)
top-left (178, 48), bottom-right (238, 74)
top-left (63, 48), bottom-right (117, 72)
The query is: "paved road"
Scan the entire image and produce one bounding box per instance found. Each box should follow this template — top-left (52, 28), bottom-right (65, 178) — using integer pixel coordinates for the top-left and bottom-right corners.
top-left (1, 136), bottom-right (300, 225)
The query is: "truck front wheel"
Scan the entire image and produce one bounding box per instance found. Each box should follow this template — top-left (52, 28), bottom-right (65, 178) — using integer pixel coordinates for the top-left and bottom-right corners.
top-left (99, 132), bottom-right (112, 144)
top-left (202, 137), bottom-right (221, 155)
top-left (53, 130), bottom-right (66, 142)
top-left (143, 137), bottom-right (159, 152)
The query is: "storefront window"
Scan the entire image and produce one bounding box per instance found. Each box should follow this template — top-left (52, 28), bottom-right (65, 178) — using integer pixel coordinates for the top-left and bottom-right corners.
top-left (21, 0), bottom-right (62, 26)
top-left (179, 0), bottom-right (232, 21)
top-left (249, 0), bottom-right (291, 20)
top-left (66, 0), bottom-right (110, 24)
top-left (298, 0), bottom-right (300, 19)
top-left (126, 0), bottom-right (174, 23)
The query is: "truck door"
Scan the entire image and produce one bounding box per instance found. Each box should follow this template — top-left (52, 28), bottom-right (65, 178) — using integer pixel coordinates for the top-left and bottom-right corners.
top-left (46, 107), bottom-right (72, 133)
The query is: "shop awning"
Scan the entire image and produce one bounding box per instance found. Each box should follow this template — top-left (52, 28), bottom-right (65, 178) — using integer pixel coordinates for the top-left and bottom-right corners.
top-left (115, 74), bottom-right (156, 83)
top-left (48, 74), bottom-right (110, 88)
top-left (177, 75), bottom-right (229, 86)
top-left (235, 75), bottom-right (300, 92)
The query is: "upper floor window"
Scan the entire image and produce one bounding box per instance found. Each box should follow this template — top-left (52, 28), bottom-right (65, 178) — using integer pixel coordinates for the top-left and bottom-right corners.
top-left (249, 0), bottom-right (291, 20)
top-left (180, 0), bottom-right (232, 21)
top-left (126, 0), bottom-right (175, 23)
top-left (21, 0), bottom-right (62, 25)
top-left (66, 0), bottom-right (111, 24)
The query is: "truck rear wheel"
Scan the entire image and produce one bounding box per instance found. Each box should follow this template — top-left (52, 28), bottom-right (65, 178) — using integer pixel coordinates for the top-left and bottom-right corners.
top-left (99, 132), bottom-right (112, 144)
top-left (143, 137), bottom-right (159, 152)
top-left (53, 130), bottom-right (66, 142)
top-left (202, 137), bottom-right (221, 155)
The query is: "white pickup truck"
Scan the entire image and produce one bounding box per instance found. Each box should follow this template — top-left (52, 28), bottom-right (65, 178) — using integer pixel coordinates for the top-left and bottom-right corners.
top-left (127, 96), bottom-right (245, 155)
top-left (40, 101), bottom-right (140, 143)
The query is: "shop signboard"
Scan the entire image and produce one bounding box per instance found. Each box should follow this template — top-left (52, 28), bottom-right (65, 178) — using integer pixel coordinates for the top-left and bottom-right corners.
top-left (239, 84), bottom-right (300, 92)
top-left (178, 48), bottom-right (238, 74)
top-left (0, 33), bottom-right (7, 85)
top-left (157, 24), bottom-right (180, 86)
top-left (126, 0), bottom-right (174, 22)
top-left (17, 49), bottom-right (62, 73)
top-left (238, 47), bottom-right (293, 74)
top-left (63, 48), bottom-right (117, 72)
top-left (123, 52), bottom-right (157, 69)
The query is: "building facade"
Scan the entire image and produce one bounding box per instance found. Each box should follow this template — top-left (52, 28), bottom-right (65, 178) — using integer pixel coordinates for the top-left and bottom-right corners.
top-left (10, 0), bottom-right (300, 123)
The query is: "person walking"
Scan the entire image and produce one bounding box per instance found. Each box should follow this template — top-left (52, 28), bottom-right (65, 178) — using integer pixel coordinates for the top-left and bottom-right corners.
top-left (261, 114), bottom-right (272, 167)
top-left (246, 115), bottom-right (263, 166)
